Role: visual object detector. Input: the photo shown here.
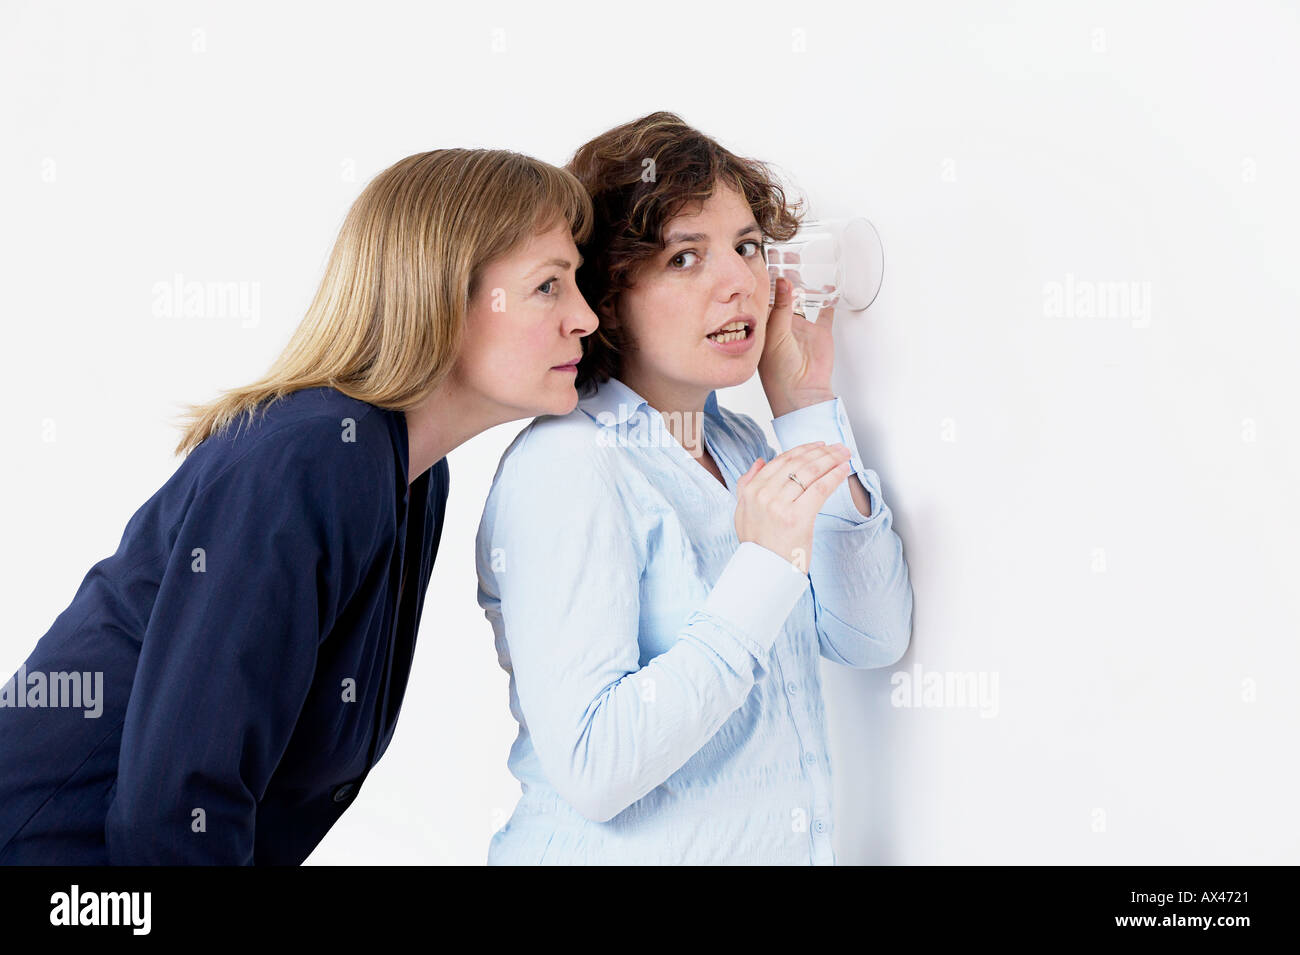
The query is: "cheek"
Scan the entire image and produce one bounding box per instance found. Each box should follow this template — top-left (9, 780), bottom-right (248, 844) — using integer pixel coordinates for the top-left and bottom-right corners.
top-left (751, 260), bottom-right (771, 304)
top-left (499, 321), bottom-right (557, 380)
top-left (640, 284), bottom-right (699, 353)
top-left (462, 313), bottom-right (534, 385)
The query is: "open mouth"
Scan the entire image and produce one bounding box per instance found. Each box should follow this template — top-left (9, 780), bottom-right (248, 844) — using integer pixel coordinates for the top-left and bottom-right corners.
top-left (705, 322), bottom-right (754, 344)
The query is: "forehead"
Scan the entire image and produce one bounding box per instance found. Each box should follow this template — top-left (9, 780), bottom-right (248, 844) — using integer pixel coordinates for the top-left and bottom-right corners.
top-left (668, 181), bottom-right (749, 222)
top-left (492, 223), bottom-right (580, 270)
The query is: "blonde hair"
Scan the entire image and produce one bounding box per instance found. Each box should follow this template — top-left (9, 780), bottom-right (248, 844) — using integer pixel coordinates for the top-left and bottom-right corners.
top-left (170, 148), bottom-right (593, 456)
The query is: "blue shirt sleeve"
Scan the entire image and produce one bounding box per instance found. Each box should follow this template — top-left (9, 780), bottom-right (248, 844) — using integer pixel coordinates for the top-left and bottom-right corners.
top-left (762, 398), bottom-right (914, 668)
top-left (770, 395), bottom-right (879, 524)
top-left (104, 418), bottom-right (388, 863)
top-left (476, 423), bottom-right (810, 824)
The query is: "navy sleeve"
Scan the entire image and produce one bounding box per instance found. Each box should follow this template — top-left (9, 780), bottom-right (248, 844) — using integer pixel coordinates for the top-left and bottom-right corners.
top-left (104, 417), bottom-right (389, 864)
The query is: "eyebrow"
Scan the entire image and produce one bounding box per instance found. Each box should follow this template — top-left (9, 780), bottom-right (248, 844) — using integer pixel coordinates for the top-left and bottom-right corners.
top-left (532, 254), bottom-right (584, 274)
top-left (663, 221), bottom-right (762, 246)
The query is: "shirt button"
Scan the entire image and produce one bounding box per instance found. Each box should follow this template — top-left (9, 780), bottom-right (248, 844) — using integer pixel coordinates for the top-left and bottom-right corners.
top-left (804, 751), bottom-right (817, 765)
top-left (332, 782), bottom-right (357, 803)
top-left (814, 819), bottom-right (827, 834)
top-left (786, 681), bottom-right (798, 695)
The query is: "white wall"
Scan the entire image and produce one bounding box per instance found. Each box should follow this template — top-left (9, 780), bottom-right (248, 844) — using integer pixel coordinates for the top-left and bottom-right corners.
top-left (2, 0), bottom-right (1295, 864)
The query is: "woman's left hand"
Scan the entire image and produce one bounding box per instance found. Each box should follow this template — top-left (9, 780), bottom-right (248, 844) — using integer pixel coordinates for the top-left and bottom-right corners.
top-left (758, 276), bottom-right (838, 418)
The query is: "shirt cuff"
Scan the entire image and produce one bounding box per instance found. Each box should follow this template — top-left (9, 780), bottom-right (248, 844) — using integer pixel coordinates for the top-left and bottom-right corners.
top-left (697, 541), bottom-right (810, 658)
top-left (820, 466), bottom-right (886, 526)
top-left (771, 397), bottom-right (867, 477)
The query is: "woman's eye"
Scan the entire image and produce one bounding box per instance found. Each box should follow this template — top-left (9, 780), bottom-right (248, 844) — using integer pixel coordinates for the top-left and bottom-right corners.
top-left (669, 250), bottom-right (699, 270)
top-left (738, 239), bottom-right (762, 257)
top-left (537, 277), bottom-right (558, 295)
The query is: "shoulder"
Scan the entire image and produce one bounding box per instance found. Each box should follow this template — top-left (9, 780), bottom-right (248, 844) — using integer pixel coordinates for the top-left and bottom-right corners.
top-left (481, 408), bottom-right (622, 521)
top-left (475, 408), bottom-right (646, 570)
top-left (495, 408), bottom-right (613, 481)
top-left (184, 387), bottom-right (399, 509)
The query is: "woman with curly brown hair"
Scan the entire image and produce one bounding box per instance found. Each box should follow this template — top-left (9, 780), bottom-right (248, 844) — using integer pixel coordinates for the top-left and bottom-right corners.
top-left (476, 113), bottom-right (913, 864)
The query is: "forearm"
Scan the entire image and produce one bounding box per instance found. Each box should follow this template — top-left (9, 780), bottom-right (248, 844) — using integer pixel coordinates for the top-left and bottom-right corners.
top-left (807, 474), bottom-right (913, 668)
top-left (508, 542), bottom-right (809, 823)
top-left (542, 622), bottom-right (773, 822)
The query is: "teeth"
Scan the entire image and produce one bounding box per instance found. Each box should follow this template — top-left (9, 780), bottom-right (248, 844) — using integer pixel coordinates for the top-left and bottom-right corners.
top-left (707, 323), bottom-right (749, 343)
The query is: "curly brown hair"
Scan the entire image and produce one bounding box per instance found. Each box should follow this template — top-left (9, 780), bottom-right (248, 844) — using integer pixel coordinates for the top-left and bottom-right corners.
top-left (565, 111), bottom-right (804, 396)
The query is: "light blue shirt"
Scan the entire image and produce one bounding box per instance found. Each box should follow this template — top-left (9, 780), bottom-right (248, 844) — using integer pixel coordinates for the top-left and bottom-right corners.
top-left (475, 375), bottom-right (913, 864)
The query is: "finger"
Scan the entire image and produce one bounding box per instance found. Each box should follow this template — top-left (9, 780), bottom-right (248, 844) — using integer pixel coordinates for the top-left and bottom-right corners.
top-left (737, 458), bottom-right (764, 489)
top-left (796, 458), bottom-right (853, 514)
top-left (766, 276), bottom-right (794, 339)
top-left (760, 440), bottom-right (844, 477)
top-left (800, 444), bottom-right (853, 478)
top-left (775, 445), bottom-right (853, 501)
top-left (747, 442), bottom-right (824, 489)
top-left (747, 442), bottom-right (841, 496)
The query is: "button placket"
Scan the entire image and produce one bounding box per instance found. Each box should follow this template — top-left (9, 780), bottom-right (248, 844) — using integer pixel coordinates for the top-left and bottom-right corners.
top-left (786, 672), bottom-right (834, 851)
top-left (767, 637), bottom-right (835, 865)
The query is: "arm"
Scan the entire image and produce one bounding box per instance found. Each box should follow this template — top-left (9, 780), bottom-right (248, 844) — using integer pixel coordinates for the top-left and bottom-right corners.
top-left (104, 420), bottom-right (387, 863)
top-left (766, 397), bottom-right (914, 669)
top-left (476, 427), bottom-right (810, 824)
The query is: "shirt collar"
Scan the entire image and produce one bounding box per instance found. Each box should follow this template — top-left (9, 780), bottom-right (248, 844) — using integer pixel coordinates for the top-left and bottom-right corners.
top-left (577, 376), bottom-right (723, 428)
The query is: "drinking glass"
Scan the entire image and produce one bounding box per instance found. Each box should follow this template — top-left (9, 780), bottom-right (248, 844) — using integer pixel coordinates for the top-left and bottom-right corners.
top-left (766, 217), bottom-right (884, 321)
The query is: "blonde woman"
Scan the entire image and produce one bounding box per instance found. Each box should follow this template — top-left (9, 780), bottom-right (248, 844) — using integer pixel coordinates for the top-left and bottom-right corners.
top-left (477, 113), bottom-right (913, 864)
top-left (0, 149), bottom-right (598, 864)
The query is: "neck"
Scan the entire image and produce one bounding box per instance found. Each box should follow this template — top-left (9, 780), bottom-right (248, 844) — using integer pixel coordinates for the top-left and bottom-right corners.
top-left (619, 368), bottom-right (710, 460)
top-left (403, 374), bottom-right (505, 485)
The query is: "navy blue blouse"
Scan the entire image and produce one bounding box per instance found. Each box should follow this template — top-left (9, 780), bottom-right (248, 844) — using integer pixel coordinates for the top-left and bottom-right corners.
top-left (0, 386), bottom-right (448, 864)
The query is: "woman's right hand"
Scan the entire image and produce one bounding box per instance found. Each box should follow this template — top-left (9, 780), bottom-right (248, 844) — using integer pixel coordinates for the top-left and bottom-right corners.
top-left (734, 442), bottom-right (854, 573)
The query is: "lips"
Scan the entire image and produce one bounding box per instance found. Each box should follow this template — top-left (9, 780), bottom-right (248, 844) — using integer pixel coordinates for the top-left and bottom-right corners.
top-left (551, 356), bottom-right (582, 369)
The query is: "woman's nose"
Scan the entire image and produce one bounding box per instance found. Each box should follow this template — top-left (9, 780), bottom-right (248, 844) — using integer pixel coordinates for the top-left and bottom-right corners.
top-left (566, 294), bottom-right (599, 336)
top-left (719, 249), bottom-right (758, 300)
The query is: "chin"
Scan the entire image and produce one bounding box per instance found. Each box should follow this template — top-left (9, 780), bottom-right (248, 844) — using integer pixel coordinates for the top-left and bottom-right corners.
top-left (501, 382), bottom-right (577, 420)
top-left (546, 385), bottom-right (581, 415)
top-left (712, 360), bottom-right (758, 389)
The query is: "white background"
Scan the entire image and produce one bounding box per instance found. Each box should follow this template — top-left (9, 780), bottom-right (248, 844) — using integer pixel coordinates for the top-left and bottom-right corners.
top-left (2, 0), bottom-right (1297, 864)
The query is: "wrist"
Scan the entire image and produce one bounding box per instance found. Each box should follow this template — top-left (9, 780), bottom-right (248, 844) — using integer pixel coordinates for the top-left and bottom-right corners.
top-left (765, 388), bottom-right (836, 419)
